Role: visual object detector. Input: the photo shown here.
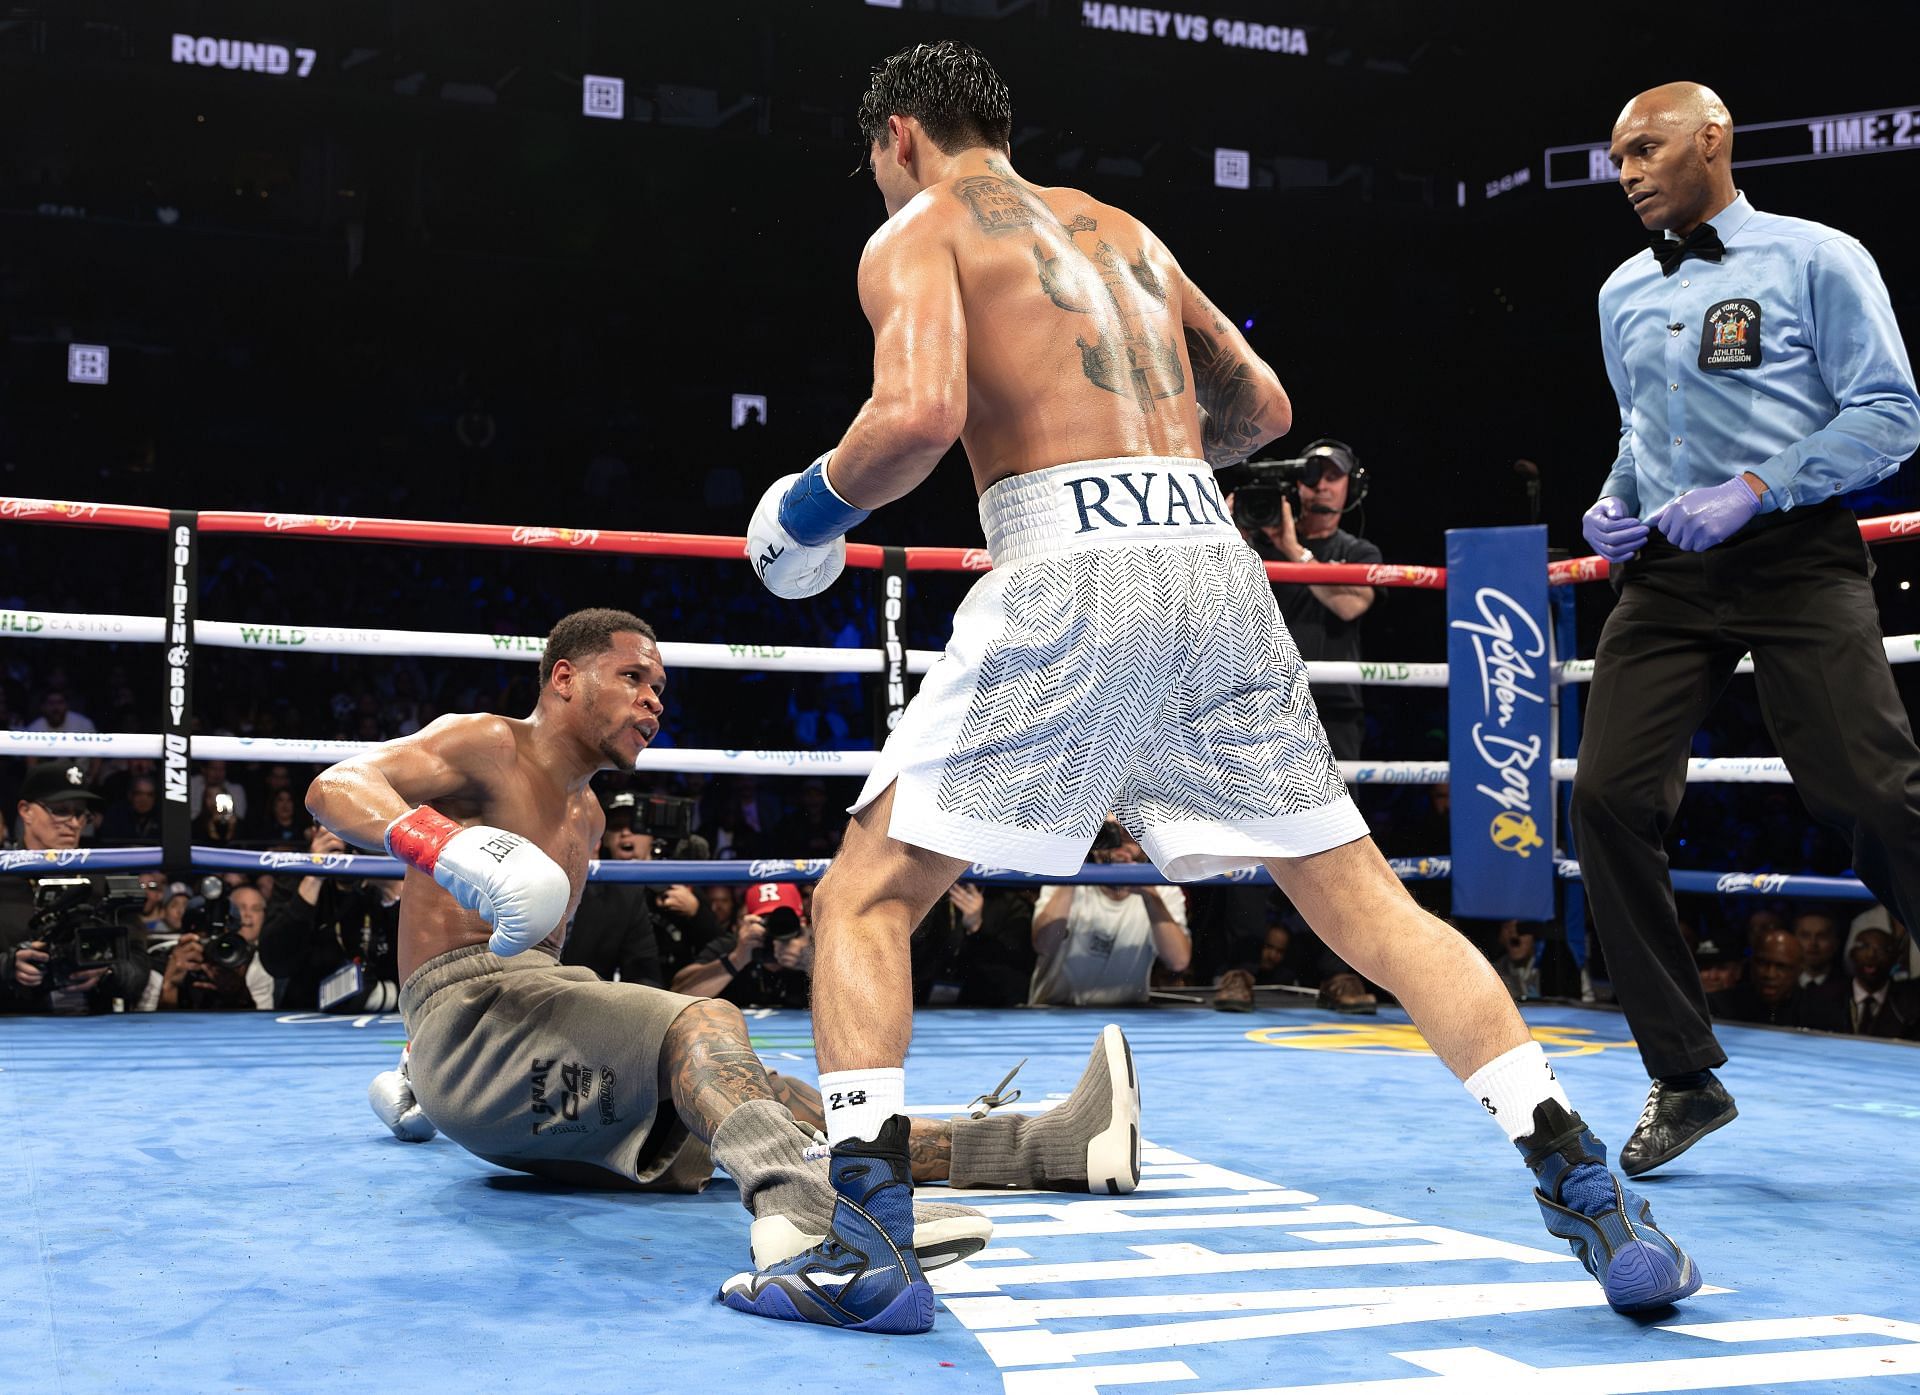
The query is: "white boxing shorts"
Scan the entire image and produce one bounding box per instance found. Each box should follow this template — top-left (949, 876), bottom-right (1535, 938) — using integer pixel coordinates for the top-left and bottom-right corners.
top-left (850, 456), bottom-right (1369, 881)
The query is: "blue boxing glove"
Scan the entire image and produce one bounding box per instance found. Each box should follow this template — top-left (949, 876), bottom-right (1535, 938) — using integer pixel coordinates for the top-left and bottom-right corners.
top-left (746, 453), bottom-right (871, 599)
top-left (1580, 497), bottom-right (1649, 564)
top-left (1647, 477), bottom-right (1762, 553)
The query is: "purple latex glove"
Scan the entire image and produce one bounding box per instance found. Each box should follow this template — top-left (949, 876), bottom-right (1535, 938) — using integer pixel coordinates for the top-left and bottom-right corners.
top-left (1581, 497), bottom-right (1649, 563)
top-left (1647, 477), bottom-right (1763, 552)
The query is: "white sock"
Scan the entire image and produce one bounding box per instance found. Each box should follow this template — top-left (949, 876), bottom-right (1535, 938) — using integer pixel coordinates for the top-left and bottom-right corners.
top-left (1464, 1041), bottom-right (1571, 1143)
top-left (817, 1067), bottom-right (906, 1147)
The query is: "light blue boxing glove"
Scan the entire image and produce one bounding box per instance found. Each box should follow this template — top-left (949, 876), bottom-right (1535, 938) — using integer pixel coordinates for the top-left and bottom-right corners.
top-left (746, 453), bottom-right (871, 599)
top-left (1647, 477), bottom-right (1763, 552)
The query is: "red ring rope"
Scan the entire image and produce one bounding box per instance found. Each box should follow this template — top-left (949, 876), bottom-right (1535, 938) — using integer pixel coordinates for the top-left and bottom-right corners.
top-left (6, 496), bottom-right (1916, 588)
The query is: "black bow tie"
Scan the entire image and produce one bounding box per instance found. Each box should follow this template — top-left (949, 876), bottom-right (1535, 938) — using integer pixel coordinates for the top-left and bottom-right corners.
top-left (1650, 223), bottom-right (1724, 277)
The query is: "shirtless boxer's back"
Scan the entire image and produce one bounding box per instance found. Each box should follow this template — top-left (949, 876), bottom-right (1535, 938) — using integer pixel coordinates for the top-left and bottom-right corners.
top-left (730, 40), bottom-right (1698, 1332)
top-left (896, 164), bottom-right (1270, 487)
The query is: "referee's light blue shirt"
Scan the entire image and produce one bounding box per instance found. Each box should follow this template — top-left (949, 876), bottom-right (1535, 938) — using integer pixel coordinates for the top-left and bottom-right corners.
top-left (1597, 192), bottom-right (1920, 518)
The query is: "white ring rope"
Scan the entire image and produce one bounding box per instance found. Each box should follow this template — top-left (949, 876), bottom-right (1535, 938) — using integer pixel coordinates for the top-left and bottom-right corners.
top-left (12, 607), bottom-right (1920, 688)
top-left (0, 730), bottom-right (1803, 784)
top-left (0, 608), bottom-right (1456, 687)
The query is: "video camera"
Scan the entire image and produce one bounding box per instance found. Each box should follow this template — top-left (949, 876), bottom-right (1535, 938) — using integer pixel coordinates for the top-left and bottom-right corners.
top-left (608, 792), bottom-right (704, 860)
top-left (27, 874), bottom-right (144, 991)
top-left (636, 794), bottom-right (699, 854)
top-left (1215, 439), bottom-right (1368, 531)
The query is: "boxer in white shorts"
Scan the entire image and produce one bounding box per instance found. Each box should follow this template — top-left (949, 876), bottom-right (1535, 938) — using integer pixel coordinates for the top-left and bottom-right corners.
top-left (856, 456), bottom-right (1365, 879)
top-left (728, 40), bottom-right (1698, 1332)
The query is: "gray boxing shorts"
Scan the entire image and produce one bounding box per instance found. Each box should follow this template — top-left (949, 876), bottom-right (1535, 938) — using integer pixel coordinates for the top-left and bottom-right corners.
top-left (400, 945), bottom-right (714, 1191)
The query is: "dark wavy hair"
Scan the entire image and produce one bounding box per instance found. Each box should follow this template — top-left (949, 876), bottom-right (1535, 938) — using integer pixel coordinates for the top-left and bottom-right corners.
top-left (856, 40), bottom-right (1012, 156)
top-left (540, 608), bottom-right (656, 688)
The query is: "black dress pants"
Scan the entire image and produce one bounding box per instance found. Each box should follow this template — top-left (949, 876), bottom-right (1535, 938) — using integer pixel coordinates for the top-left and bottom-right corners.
top-left (1570, 503), bottom-right (1920, 1078)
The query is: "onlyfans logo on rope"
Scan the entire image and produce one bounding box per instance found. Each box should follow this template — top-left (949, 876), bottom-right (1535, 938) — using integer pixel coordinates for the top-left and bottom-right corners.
top-left (510, 527), bottom-right (601, 548)
top-left (1451, 587), bottom-right (1547, 857)
top-left (720, 750), bottom-right (846, 767)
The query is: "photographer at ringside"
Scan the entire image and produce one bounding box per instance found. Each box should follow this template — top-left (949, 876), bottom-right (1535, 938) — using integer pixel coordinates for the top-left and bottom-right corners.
top-left (672, 880), bottom-right (813, 1009)
top-left (1220, 439), bottom-right (1385, 1013)
top-left (258, 821), bottom-right (402, 1012)
top-left (140, 878), bottom-right (263, 1011)
top-left (1, 762), bottom-right (152, 1015)
top-left (579, 788), bottom-right (718, 983)
top-left (561, 790), bottom-right (666, 987)
top-left (1223, 438), bottom-right (1383, 755)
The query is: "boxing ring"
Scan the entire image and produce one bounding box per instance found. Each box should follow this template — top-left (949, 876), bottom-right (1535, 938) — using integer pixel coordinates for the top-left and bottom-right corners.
top-left (5, 495), bottom-right (1920, 1393)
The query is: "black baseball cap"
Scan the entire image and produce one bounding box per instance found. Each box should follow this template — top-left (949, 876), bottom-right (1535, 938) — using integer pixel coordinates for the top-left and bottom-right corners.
top-left (602, 791), bottom-right (639, 824)
top-left (19, 762), bottom-right (103, 806)
top-left (1693, 938), bottom-right (1736, 967)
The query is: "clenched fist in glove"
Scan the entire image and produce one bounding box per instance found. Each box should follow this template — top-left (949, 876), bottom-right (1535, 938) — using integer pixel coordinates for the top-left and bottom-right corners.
top-left (746, 453), bottom-right (870, 600)
top-left (369, 1042), bottom-right (437, 1143)
top-left (385, 805), bottom-right (570, 957)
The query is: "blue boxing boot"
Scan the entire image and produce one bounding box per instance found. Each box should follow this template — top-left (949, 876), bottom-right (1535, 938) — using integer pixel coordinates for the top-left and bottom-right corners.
top-left (1519, 1098), bottom-right (1701, 1313)
top-left (719, 1114), bottom-right (935, 1333)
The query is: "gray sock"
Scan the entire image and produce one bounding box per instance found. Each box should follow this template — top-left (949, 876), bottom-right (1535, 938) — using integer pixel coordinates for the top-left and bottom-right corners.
top-left (949, 1031), bottom-right (1134, 1192)
top-left (710, 1099), bottom-right (987, 1232)
top-left (708, 1098), bottom-right (836, 1226)
top-left (950, 1095), bottom-right (1105, 1192)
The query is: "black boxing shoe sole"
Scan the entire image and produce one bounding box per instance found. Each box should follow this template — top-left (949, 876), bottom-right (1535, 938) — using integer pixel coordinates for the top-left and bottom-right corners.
top-left (1620, 1102), bottom-right (1738, 1178)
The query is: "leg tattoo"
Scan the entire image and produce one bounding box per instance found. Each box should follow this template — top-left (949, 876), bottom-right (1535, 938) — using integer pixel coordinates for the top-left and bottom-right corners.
top-left (766, 1072), bottom-right (825, 1132)
top-left (663, 1000), bottom-right (777, 1146)
top-left (907, 1122), bottom-right (953, 1184)
top-left (767, 1070), bottom-right (953, 1181)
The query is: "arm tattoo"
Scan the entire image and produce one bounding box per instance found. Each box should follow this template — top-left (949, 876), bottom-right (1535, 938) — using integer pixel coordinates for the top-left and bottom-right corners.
top-left (1183, 321), bottom-right (1269, 467)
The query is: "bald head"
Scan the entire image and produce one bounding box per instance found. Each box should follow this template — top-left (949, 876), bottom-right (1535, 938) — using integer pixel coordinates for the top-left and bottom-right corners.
top-left (1616, 83), bottom-right (1732, 141)
top-left (1608, 82), bottom-right (1737, 237)
top-left (1750, 927), bottom-right (1803, 1005)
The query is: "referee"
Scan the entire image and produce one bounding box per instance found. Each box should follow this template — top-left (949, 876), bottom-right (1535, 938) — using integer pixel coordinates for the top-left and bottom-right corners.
top-left (1571, 82), bottom-right (1920, 1176)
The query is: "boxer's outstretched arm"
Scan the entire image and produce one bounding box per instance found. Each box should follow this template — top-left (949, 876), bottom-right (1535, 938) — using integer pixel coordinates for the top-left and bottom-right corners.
top-left (821, 216), bottom-right (968, 509)
top-left (306, 713), bottom-right (512, 850)
top-left (1177, 270), bottom-right (1291, 468)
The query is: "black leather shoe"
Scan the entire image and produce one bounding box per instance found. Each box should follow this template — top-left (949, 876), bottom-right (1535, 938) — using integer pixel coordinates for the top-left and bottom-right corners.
top-left (1620, 1075), bottom-right (1737, 1177)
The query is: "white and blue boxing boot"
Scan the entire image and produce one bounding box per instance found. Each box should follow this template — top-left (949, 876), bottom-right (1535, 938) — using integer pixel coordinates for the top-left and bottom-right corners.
top-left (1520, 1098), bottom-right (1701, 1313)
top-left (719, 1115), bottom-right (935, 1333)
